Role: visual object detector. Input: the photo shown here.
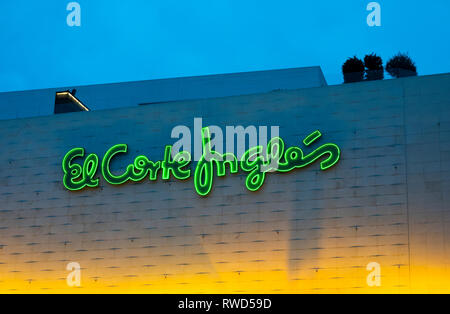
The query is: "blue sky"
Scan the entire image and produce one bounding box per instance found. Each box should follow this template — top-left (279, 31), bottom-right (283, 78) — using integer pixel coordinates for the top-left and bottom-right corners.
top-left (0, 0), bottom-right (449, 92)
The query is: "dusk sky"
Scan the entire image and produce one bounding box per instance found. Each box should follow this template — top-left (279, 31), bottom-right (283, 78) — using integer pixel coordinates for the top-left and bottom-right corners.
top-left (1, 0), bottom-right (449, 92)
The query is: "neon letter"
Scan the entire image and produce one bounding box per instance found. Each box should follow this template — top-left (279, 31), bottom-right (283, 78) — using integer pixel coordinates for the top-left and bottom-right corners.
top-left (101, 144), bottom-right (134, 185)
top-left (194, 127), bottom-right (238, 196)
top-left (161, 146), bottom-right (191, 180)
top-left (62, 148), bottom-right (99, 191)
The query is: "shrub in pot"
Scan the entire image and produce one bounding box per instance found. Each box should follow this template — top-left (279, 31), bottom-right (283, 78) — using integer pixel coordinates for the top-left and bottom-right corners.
top-left (386, 53), bottom-right (417, 78)
top-left (364, 53), bottom-right (384, 81)
top-left (342, 57), bottom-right (365, 83)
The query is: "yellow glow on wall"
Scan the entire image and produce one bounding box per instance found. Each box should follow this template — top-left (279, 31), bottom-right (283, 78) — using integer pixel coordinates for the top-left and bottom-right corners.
top-left (1, 241), bottom-right (449, 293)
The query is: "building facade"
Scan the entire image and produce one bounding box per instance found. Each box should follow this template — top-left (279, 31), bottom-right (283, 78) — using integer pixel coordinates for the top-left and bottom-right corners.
top-left (0, 71), bottom-right (449, 293)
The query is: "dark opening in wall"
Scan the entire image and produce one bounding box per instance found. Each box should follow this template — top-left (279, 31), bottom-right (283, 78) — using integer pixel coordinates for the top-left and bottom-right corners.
top-left (54, 90), bottom-right (90, 114)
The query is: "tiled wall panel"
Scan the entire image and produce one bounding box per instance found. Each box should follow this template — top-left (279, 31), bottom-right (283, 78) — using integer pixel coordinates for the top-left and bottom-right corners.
top-left (0, 74), bottom-right (449, 293)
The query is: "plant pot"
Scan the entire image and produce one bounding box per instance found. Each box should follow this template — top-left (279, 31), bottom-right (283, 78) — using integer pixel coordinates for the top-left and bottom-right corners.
top-left (391, 68), bottom-right (417, 78)
top-left (343, 72), bottom-right (365, 83)
top-left (366, 69), bottom-right (384, 81)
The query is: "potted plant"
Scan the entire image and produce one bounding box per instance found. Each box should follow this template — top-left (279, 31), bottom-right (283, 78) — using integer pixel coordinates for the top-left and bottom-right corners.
top-left (364, 53), bottom-right (384, 81)
top-left (386, 53), bottom-right (417, 78)
top-left (342, 57), bottom-right (365, 83)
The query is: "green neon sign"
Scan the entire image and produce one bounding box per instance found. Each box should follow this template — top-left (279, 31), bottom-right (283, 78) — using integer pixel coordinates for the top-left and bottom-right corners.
top-left (62, 128), bottom-right (341, 196)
